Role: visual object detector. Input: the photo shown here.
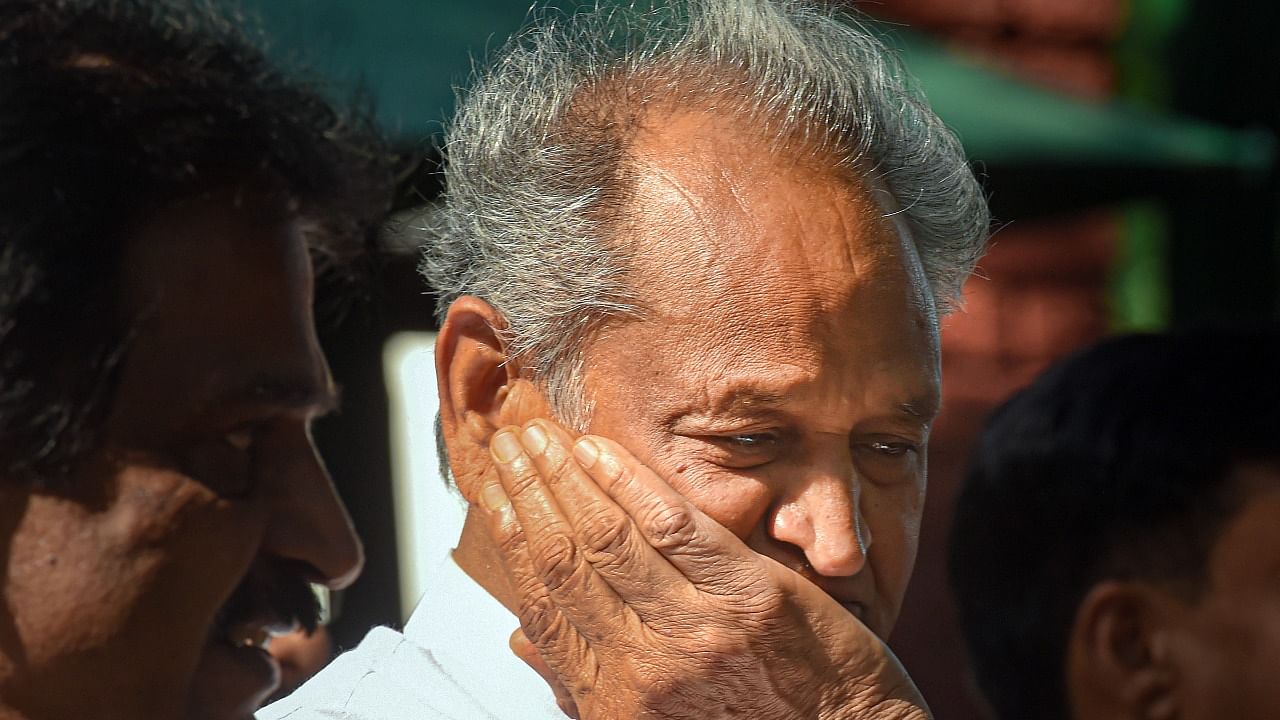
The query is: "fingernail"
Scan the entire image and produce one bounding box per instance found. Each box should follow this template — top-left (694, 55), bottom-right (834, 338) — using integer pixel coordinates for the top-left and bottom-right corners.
top-left (491, 431), bottom-right (522, 463)
top-left (522, 423), bottom-right (549, 455)
top-left (480, 480), bottom-right (510, 511)
top-left (573, 438), bottom-right (599, 468)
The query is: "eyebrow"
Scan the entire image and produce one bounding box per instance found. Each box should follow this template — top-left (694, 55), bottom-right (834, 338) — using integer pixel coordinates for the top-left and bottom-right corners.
top-left (707, 386), bottom-right (939, 422)
top-left (706, 387), bottom-right (791, 415)
top-left (897, 399), bottom-right (940, 420)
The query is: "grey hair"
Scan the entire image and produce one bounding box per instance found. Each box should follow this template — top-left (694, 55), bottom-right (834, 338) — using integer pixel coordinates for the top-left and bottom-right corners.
top-left (419, 0), bottom-right (989, 429)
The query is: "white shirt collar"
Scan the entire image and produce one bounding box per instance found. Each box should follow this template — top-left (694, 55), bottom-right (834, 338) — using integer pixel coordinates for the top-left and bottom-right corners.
top-left (403, 552), bottom-right (565, 719)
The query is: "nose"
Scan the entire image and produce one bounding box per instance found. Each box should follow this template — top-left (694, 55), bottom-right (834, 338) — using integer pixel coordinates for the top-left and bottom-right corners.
top-left (768, 471), bottom-right (871, 577)
top-left (261, 432), bottom-right (365, 589)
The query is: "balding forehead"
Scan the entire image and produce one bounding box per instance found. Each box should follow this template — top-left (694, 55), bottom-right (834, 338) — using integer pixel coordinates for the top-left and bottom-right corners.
top-left (625, 127), bottom-right (906, 291)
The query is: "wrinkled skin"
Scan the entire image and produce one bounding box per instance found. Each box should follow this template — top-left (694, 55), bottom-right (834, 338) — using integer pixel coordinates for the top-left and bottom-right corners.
top-left (0, 183), bottom-right (363, 720)
top-left (480, 421), bottom-right (931, 720)
top-left (437, 109), bottom-right (939, 718)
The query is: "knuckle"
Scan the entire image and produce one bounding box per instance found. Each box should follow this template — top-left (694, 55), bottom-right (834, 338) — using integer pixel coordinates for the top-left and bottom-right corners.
top-left (495, 522), bottom-right (527, 556)
top-left (515, 575), bottom-right (548, 606)
top-left (544, 451), bottom-right (578, 487)
top-left (578, 508), bottom-right (631, 562)
top-left (533, 532), bottom-right (581, 592)
top-left (504, 462), bottom-right (544, 498)
top-left (638, 674), bottom-right (673, 705)
top-left (747, 581), bottom-right (787, 614)
top-left (642, 505), bottom-right (697, 550)
top-left (605, 458), bottom-right (631, 486)
top-left (518, 593), bottom-right (560, 644)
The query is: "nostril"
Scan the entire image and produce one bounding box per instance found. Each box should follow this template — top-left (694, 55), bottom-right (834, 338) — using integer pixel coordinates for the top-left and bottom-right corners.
top-left (806, 513), bottom-right (870, 577)
top-left (766, 501), bottom-right (815, 550)
top-left (808, 542), bottom-right (866, 577)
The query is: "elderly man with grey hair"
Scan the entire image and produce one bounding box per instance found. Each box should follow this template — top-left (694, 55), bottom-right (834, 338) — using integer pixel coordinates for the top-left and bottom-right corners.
top-left (262, 0), bottom-right (986, 718)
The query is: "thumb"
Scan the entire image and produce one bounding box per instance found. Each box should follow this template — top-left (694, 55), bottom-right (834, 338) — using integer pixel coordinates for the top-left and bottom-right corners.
top-left (510, 629), bottom-right (580, 718)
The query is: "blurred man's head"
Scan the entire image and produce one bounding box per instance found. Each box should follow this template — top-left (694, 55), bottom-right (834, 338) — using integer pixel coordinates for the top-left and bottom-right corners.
top-left (425, 0), bottom-right (987, 638)
top-left (950, 328), bottom-right (1280, 720)
top-left (0, 1), bottom-right (389, 717)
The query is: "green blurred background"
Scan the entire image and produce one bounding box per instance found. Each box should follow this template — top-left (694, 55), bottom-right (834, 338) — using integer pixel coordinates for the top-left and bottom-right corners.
top-left (241, 0), bottom-right (1279, 331)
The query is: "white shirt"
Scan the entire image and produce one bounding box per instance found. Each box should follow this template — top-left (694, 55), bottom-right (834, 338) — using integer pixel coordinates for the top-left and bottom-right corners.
top-left (258, 553), bottom-right (565, 720)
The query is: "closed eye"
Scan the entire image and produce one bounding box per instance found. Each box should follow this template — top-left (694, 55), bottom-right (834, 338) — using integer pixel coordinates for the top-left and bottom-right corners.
top-left (853, 436), bottom-right (923, 486)
top-left (866, 440), bottom-right (914, 457)
top-left (696, 432), bottom-right (783, 469)
top-left (724, 433), bottom-right (777, 449)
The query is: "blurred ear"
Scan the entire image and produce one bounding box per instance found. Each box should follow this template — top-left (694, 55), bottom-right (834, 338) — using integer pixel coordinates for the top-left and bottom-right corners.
top-left (435, 296), bottom-right (551, 501)
top-left (1067, 581), bottom-right (1179, 720)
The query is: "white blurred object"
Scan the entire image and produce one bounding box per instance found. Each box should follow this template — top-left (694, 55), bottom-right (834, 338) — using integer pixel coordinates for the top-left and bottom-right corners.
top-left (383, 332), bottom-right (467, 623)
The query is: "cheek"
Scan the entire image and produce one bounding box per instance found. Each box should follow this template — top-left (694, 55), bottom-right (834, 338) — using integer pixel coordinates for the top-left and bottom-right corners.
top-left (6, 497), bottom-right (152, 658)
top-left (665, 467), bottom-right (774, 538)
top-left (588, 412), bottom-right (773, 539)
top-left (8, 467), bottom-right (266, 662)
top-left (584, 375), bottom-right (777, 538)
top-left (1184, 601), bottom-right (1280, 718)
top-left (104, 466), bottom-right (265, 575)
top-left (862, 483), bottom-right (924, 598)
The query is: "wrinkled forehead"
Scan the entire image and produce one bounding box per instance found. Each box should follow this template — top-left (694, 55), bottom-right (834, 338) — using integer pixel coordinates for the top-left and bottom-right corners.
top-left (621, 109), bottom-right (936, 339)
top-left (575, 110), bottom-right (942, 429)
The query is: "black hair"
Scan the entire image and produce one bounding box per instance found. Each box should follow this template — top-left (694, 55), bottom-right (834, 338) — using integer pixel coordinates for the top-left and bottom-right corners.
top-left (948, 327), bottom-right (1280, 720)
top-left (0, 0), bottom-right (393, 480)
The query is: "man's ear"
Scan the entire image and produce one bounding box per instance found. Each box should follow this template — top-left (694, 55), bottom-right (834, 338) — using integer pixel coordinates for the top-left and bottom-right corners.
top-left (435, 296), bottom-right (552, 501)
top-left (1066, 581), bottom-right (1181, 720)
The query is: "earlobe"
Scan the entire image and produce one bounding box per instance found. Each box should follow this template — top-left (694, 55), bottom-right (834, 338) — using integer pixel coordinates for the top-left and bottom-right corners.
top-left (1069, 581), bottom-right (1180, 720)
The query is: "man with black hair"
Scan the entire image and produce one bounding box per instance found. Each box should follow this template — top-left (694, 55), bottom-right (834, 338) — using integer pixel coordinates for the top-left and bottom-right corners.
top-left (950, 328), bottom-right (1280, 720)
top-left (0, 1), bottom-right (390, 717)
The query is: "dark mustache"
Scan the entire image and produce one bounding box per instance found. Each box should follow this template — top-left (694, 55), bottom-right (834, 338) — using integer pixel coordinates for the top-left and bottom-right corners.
top-left (214, 559), bottom-right (322, 637)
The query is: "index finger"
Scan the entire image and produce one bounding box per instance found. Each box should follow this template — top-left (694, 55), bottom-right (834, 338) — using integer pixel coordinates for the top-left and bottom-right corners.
top-left (572, 435), bottom-right (764, 592)
top-left (517, 420), bottom-right (698, 615)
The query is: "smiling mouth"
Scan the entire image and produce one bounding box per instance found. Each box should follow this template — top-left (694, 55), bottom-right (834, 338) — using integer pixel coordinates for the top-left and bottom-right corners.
top-left (223, 618), bottom-right (295, 651)
top-left (212, 559), bottom-right (323, 652)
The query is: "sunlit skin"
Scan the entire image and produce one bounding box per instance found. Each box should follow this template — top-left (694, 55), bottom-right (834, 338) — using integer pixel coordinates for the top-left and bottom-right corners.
top-left (446, 109), bottom-right (940, 640)
top-left (0, 183), bottom-right (363, 720)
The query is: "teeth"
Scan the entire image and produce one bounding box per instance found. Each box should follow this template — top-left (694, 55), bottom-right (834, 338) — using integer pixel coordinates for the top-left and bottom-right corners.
top-left (226, 624), bottom-right (270, 649)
